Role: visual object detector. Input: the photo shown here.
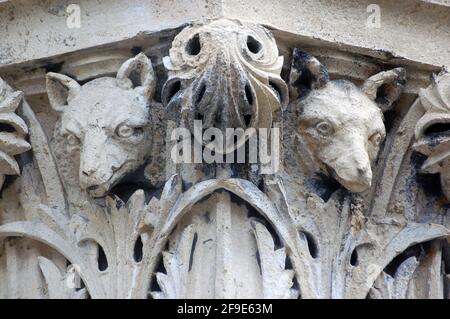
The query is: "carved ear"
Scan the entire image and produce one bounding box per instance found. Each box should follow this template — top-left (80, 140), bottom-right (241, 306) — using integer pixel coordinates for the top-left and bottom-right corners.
top-left (116, 53), bottom-right (156, 101)
top-left (361, 67), bottom-right (406, 112)
top-left (289, 48), bottom-right (329, 100)
top-left (46, 72), bottom-right (81, 112)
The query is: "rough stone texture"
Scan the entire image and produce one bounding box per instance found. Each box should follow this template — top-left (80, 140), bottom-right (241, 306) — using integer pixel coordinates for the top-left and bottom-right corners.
top-left (1, 1), bottom-right (450, 68)
top-left (0, 2), bottom-right (449, 299)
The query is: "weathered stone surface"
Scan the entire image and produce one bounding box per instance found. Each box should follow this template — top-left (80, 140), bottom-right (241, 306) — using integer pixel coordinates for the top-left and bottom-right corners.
top-left (0, 3), bottom-right (449, 299)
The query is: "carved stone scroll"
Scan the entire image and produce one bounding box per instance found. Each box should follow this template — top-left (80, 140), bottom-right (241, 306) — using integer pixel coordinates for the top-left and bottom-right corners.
top-left (162, 19), bottom-right (288, 153)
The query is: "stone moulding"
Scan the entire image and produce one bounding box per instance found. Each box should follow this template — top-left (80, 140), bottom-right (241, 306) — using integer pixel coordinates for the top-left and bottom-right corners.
top-left (0, 18), bottom-right (448, 299)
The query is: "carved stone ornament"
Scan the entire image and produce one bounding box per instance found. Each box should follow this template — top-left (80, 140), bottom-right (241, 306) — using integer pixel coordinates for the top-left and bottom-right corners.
top-left (0, 17), bottom-right (448, 300)
top-left (414, 72), bottom-right (450, 201)
top-left (0, 79), bottom-right (31, 190)
top-left (162, 19), bottom-right (288, 153)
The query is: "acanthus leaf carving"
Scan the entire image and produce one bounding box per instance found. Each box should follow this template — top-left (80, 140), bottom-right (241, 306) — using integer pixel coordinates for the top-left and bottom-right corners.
top-left (251, 220), bottom-right (299, 299)
top-left (38, 256), bottom-right (87, 300)
top-left (413, 71), bottom-right (450, 201)
top-left (0, 17), bottom-right (448, 300)
top-left (368, 257), bottom-right (419, 299)
top-left (151, 224), bottom-right (196, 299)
top-left (0, 78), bottom-right (31, 190)
top-left (0, 175), bottom-right (183, 299)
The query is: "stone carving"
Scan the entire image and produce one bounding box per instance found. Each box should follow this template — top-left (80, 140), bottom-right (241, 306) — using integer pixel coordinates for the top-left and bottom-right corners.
top-left (0, 79), bottom-right (31, 190)
top-left (162, 18), bottom-right (288, 153)
top-left (0, 17), bottom-right (448, 300)
top-left (368, 257), bottom-right (418, 299)
top-left (263, 177), bottom-right (448, 298)
top-left (413, 71), bottom-right (450, 200)
top-left (288, 48), bottom-right (406, 192)
top-left (0, 175), bottom-right (180, 298)
top-left (46, 53), bottom-right (156, 198)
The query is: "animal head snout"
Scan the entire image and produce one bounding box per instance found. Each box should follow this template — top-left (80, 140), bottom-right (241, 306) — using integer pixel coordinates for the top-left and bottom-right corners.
top-left (331, 155), bottom-right (372, 193)
top-left (319, 141), bottom-right (374, 193)
top-left (79, 154), bottom-right (113, 195)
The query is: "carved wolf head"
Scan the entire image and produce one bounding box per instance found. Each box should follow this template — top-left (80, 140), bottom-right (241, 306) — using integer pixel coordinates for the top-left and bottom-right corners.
top-left (46, 53), bottom-right (156, 197)
top-left (289, 49), bottom-right (405, 193)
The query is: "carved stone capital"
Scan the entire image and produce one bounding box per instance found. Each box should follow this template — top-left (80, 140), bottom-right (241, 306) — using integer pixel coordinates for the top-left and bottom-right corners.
top-left (0, 15), bottom-right (448, 300)
top-left (162, 19), bottom-right (287, 153)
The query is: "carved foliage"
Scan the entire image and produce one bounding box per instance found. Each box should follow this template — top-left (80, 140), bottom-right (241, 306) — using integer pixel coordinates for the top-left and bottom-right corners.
top-left (413, 72), bottom-right (450, 200)
top-left (0, 79), bottom-right (31, 190)
top-left (162, 19), bottom-right (288, 153)
top-left (0, 175), bottom-right (182, 299)
top-left (0, 18), bottom-right (448, 301)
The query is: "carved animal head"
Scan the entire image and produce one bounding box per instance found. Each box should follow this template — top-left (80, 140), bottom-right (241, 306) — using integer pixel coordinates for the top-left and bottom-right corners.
top-left (46, 53), bottom-right (156, 197)
top-left (290, 49), bottom-right (405, 193)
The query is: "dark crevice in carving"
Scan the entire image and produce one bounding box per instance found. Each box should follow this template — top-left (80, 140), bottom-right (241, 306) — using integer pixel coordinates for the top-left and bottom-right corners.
top-left (311, 172), bottom-right (341, 202)
top-left (131, 46), bottom-right (143, 55)
top-left (269, 80), bottom-right (283, 103)
top-left (443, 241), bottom-right (450, 274)
top-left (0, 123), bottom-right (16, 133)
top-left (383, 108), bottom-right (397, 133)
top-left (186, 34), bottom-right (201, 56)
top-left (245, 200), bottom-right (282, 250)
top-left (244, 83), bottom-right (254, 106)
top-left (384, 242), bottom-right (425, 277)
top-left (244, 115), bottom-right (252, 127)
top-left (97, 244), bottom-right (108, 271)
top-left (43, 61), bottom-right (64, 74)
top-left (246, 35), bottom-right (262, 54)
top-left (255, 250), bottom-right (262, 275)
top-left (134, 235), bottom-right (143, 263)
top-left (424, 123), bottom-right (450, 137)
top-left (300, 231), bottom-right (318, 259)
top-left (109, 163), bottom-right (160, 203)
top-left (410, 152), bottom-right (444, 198)
top-left (375, 83), bottom-right (390, 106)
top-left (444, 242), bottom-right (450, 299)
top-left (150, 252), bottom-right (167, 295)
top-left (196, 82), bottom-right (206, 105)
top-left (188, 232), bottom-right (198, 272)
top-left (164, 80), bottom-right (181, 105)
top-left (195, 112), bottom-right (204, 121)
top-left (350, 248), bottom-right (359, 266)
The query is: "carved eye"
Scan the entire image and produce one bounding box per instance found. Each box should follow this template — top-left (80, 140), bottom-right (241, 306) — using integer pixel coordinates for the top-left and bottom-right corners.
top-left (316, 121), bottom-right (334, 136)
top-left (116, 125), bottom-right (135, 138)
top-left (370, 132), bottom-right (383, 146)
top-left (66, 134), bottom-right (80, 146)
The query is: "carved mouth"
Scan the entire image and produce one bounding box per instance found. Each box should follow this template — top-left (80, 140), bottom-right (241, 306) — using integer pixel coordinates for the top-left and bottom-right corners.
top-left (84, 161), bottom-right (136, 198)
top-left (326, 165), bottom-right (371, 193)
